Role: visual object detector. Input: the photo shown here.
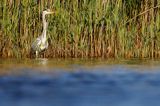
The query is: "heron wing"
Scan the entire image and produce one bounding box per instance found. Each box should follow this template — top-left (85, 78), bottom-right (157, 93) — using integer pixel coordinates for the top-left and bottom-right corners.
top-left (31, 37), bottom-right (42, 51)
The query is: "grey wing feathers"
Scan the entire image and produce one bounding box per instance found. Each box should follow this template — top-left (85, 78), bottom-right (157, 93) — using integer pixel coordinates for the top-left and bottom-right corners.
top-left (31, 37), bottom-right (41, 51)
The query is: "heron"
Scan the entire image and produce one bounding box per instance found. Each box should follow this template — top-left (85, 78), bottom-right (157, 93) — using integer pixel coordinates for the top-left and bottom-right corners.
top-left (31, 9), bottom-right (55, 58)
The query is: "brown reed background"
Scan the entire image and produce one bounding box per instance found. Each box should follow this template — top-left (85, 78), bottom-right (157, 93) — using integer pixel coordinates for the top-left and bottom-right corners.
top-left (0, 0), bottom-right (160, 58)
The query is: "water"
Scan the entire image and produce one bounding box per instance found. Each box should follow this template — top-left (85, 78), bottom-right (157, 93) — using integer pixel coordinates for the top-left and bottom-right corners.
top-left (1, 59), bottom-right (160, 106)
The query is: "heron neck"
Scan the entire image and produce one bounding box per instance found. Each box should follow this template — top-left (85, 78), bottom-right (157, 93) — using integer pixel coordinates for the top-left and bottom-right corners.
top-left (42, 14), bottom-right (48, 39)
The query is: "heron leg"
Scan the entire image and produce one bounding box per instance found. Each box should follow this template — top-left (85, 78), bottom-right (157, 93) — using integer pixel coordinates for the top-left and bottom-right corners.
top-left (36, 51), bottom-right (38, 58)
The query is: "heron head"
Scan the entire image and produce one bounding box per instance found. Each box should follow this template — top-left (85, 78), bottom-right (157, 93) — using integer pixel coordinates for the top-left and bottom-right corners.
top-left (43, 9), bottom-right (55, 15)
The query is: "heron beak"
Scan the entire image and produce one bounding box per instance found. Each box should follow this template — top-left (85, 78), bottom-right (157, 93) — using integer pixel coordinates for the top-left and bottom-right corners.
top-left (46, 10), bottom-right (56, 15)
top-left (48, 11), bottom-right (55, 14)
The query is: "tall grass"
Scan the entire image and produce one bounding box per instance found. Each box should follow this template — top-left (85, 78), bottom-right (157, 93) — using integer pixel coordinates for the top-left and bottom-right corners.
top-left (0, 0), bottom-right (160, 58)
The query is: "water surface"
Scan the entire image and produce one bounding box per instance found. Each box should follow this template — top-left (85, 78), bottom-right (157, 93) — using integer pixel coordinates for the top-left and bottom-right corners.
top-left (1, 59), bottom-right (160, 106)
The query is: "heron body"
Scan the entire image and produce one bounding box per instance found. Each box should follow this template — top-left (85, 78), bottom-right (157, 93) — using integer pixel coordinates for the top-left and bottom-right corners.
top-left (31, 9), bottom-right (54, 58)
top-left (31, 35), bottom-right (48, 56)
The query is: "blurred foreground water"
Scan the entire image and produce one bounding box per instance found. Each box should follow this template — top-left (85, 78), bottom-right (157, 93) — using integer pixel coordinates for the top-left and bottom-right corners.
top-left (1, 59), bottom-right (160, 106)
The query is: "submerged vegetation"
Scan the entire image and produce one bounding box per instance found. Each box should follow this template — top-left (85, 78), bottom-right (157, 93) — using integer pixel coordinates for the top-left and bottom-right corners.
top-left (0, 0), bottom-right (160, 58)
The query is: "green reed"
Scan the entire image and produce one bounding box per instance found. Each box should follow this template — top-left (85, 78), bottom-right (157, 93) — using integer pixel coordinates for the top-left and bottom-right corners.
top-left (0, 0), bottom-right (160, 58)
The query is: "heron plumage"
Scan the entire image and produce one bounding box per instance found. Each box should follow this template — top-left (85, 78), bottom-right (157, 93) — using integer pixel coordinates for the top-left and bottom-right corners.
top-left (31, 9), bottom-right (54, 58)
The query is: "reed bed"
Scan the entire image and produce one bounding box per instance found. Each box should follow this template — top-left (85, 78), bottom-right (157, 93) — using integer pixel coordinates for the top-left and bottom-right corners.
top-left (0, 0), bottom-right (160, 58)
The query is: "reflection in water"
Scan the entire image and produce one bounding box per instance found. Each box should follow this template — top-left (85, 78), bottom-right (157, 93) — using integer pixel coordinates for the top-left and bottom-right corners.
top-left (35, 58), bottom-right (48, 65)
top-left (1, 59), bottom-right (160, 106)
top-left (1, 58), bottom-right (160, 73)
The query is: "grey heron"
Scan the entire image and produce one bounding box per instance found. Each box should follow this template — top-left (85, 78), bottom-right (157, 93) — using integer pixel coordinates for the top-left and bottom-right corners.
top-left (31, 9), bottom-right (55, 58)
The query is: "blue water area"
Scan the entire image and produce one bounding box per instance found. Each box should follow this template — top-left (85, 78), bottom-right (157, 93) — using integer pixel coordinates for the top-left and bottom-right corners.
top-left (1, 66), bottom-right (160, 106)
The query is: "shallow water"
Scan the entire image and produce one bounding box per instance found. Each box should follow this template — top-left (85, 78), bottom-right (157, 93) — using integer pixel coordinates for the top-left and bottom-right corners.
top-left (1, 59), bottom-right (160, 106)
